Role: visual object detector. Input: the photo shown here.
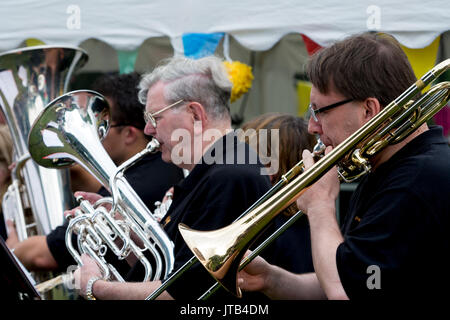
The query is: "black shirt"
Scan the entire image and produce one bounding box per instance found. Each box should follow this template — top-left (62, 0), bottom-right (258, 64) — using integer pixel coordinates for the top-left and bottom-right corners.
top-left (336, 126), bottom-right (450, 300)
top-left (46, 152), bottom-right (185, 271)
top-left (129, 132), bottom-right (272, 300)
top-left (0, 212), bottom-right (7, 241)
top-left (266, 214), bottom-right (314, 274)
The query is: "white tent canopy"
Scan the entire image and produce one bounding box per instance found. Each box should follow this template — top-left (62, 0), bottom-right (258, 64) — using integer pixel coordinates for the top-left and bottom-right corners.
top-left (1, 0), bottom-right (449, 53)
top-left (1, 0), bottom-right (449, 127)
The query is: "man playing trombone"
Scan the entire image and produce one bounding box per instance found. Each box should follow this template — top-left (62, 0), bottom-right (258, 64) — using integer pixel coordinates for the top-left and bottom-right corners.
top-left (237, 33), bottom-right (450, 300)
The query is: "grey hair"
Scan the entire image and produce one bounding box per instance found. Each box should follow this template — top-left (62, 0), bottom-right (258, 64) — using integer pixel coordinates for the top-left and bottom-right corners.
top-left (138, 56), bottom-right (232, 121)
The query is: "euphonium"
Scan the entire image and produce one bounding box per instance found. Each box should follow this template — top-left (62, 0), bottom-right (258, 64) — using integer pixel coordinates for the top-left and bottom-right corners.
top-left (179, 59), bottom-right (450, 298)
top-left (28, 90), bottom-right (175, 286)
top-left (0, 45), bottom-right (87, 240)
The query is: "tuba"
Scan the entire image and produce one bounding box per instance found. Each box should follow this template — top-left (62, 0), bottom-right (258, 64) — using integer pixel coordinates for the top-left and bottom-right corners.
top-left (146, 58), bottom-right (450, 299)
top-left (0, 45), bottom-right (87, 241)
top-left (28, 90), bottom-right (175, 289)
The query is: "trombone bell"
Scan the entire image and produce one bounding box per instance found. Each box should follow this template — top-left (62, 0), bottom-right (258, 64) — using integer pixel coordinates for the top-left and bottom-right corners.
top-left (178, 223), bottom-right (248, 298)
top-left (178, 189), bottom-right (291, 298)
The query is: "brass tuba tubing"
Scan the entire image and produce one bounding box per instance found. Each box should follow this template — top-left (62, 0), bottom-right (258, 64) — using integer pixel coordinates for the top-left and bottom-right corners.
top-left (178, 59), bottom-right (450, 297)
top-left (0, 45), bottom-right (88, 240)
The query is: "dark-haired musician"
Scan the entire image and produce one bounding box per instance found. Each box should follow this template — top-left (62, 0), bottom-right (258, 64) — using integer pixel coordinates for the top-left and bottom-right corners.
top-left (237, 33), bottom-right (450, 300)
top-left (7, 72), bottom-right (184, 273)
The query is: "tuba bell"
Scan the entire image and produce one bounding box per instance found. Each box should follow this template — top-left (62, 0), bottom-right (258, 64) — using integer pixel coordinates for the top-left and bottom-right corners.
top-left (28, 90), bottom-right (175, 286)
top-left (0, 45), bottom-right (87, 241)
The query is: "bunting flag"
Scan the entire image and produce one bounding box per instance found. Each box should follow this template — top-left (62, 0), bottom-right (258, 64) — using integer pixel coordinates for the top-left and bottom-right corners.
top-left (401, 36), bottom-right (449, 136)
top-left (117, 49), bottom-right (139, 74)
top-left (401, 36), bottom-right (440, 84)
top-left (297, 80), bottom-right (312, 117)
top-left (25, 38), bottom-right (46, 47)
top-left (301, 34), bottom-right (322, 56)
top-left (434, 105), bottom-right (450, 137)
top-left (297, 34), bottom-right (321, 116)
top-left (182, 33), bottom-right (225, 59)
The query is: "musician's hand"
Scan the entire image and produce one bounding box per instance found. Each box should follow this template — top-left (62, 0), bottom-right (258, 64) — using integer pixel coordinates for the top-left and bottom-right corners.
top-left (74, 191), bottom-right (104, 206)
top-left (296, 146), bottom-right (340, 215)
top-left (73, 254), bottom-right (103, 299)
top-left (162, 187), bottom-right (174, 204)
top-left (7, 162), bottom-right (16, 171)
top-left (64, 191), bottom-right (106, 219)
top-left (237, 251), bottom-right (272, 294)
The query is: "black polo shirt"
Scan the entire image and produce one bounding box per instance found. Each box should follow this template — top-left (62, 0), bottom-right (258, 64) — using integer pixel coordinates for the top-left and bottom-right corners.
top-left (130, 132), bottom-right (272, 300)
top-left (266, 214), bottom-right (314, 274)
top-left (336, 126), bottom-right (450, 300)
top-left (46, 152), bottom-right (185, 271)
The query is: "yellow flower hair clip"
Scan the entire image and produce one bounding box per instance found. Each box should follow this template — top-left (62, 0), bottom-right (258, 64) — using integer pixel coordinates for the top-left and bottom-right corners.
top-left (223, 61), bottom-right (254, 103)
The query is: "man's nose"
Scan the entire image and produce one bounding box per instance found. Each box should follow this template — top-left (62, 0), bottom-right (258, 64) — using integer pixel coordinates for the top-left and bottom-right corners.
top-left (144, 122), bottom-right (156, 136)
top-left (308, 117), bottom-right (322, 136)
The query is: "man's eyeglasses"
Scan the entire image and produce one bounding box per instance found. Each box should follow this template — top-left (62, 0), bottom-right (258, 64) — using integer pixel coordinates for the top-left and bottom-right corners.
top-left (308, 98), bottom-right (354, 122)
top-left (144, 99), bottom-right (184, 128)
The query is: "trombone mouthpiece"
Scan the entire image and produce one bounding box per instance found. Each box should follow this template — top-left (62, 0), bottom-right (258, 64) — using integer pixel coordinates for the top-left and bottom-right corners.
top-left (313, 139), bottom-right (326, 155)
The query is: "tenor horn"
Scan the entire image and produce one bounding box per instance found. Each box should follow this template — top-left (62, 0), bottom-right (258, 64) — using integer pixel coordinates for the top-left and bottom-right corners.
top-left (28, 90), bottom-right (175, 284)
top-left (178, 59), bottom-right (450, 298)
top-left (0, 45), bottom-right (87, 240)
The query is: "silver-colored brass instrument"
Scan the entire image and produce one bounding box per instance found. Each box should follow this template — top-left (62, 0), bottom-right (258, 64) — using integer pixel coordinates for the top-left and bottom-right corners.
top-left (153, 193), bottom-right (173, 222)
top-left (0, 45), bottom-right (87, 240)
top-left (178, 59), bottom-right (450, 298)
top-left (28, 90), bottom-right (175, 285)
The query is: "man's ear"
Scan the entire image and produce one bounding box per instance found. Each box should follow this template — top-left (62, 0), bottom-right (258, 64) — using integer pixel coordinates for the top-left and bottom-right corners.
top-left (363, 97), bottom-right (381, 121)
top-left (123, 126), bottom-right (139, 145)
top-left (187, 102), bottom-right (208, 128)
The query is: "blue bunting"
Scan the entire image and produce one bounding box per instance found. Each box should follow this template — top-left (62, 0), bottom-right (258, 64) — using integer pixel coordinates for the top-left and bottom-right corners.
top-left (182, 33), bottom-right (225, 59)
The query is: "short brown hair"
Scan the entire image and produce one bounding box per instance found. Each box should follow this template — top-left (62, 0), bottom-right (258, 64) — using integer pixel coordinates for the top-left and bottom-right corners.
top-left (307, 33), bottom-right (416, 108)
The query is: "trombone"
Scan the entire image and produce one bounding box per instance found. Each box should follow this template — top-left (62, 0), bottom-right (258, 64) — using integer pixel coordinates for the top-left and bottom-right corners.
top-left (180, 59), bottom-right (450, 298)
top-left (147, 59), bottom-right (450, 299)
top-left (146, 58), bottom-right (450, 299)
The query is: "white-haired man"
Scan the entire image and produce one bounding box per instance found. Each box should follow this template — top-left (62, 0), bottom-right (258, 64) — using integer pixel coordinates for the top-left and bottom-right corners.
top-left (74, 56), bottom-right (274, 300)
